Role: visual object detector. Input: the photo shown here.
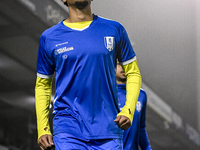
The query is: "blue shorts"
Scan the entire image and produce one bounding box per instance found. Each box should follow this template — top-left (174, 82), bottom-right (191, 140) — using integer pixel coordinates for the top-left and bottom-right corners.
top-left (53, 133), bottom-right (123, 150)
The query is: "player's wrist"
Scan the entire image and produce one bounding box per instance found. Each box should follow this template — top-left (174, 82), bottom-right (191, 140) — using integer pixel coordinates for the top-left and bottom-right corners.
top-left (117, 106), bottom-right (134, 124)
top-left (38, 132), bottom-right (52, 140)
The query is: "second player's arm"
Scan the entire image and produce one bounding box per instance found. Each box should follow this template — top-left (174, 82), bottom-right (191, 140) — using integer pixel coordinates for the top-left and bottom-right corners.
top-left (139, 92), bottom-right (152, 150)
top-left (117, 59), bottom-right (142, 124)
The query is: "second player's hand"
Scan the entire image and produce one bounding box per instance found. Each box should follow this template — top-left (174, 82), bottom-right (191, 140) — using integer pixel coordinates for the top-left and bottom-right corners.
top-left (38, 134), bottom-right (54, 150)
top-left (114, 115), bottom-right (131, 130)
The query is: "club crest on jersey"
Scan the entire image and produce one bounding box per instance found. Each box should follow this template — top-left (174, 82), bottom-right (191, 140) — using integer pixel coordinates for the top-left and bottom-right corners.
top-left (104, 36), bottom-right (115, 51)
top-left (136, 101), bottom-right (142, 112)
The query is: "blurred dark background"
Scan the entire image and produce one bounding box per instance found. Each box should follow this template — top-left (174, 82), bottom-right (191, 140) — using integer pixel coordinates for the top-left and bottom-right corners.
top-left (0, 0), bottom-right (200, 149)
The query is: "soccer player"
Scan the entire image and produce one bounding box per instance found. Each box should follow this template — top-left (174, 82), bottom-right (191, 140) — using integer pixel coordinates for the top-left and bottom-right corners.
top-left (116, 60), bottom-right (151, 150)
top-left (35, 0), bottom-right (142, 150)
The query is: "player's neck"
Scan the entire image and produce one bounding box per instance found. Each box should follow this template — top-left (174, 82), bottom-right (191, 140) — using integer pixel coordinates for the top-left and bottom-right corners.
top-left (66, 6), bottom-right (93, 23)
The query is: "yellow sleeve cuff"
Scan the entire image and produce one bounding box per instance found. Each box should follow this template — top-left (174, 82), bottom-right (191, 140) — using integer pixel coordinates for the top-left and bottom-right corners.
top-left (117, 59), bottom-right (142, 124)
top-left (35, 76), bottom-right (53, 139)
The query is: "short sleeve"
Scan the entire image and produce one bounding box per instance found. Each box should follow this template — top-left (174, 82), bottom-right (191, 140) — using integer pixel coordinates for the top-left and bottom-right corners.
top-left (36, 35), bottom-right (54, 78)
top-left (116, 25), bottom-right (136, 65)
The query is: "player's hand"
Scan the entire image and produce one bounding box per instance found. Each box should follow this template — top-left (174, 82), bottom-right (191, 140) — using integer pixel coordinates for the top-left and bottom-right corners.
top-left (114, 115), bottom-right (131, 130)
top-left (38, 134), bottom-right (54, 150)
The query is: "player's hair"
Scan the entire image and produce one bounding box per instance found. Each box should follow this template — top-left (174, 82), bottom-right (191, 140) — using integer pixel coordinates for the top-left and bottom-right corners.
top-left (64, 2), bottom-right (68, 6)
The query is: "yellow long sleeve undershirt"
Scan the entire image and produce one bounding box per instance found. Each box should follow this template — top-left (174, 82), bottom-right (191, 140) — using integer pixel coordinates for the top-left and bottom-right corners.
top-left (117, 59), bottom-right (142, 124)
top-left (63, 20), bottom-right (92, 29)
top-left (35, 77), bottom-right (52, 139)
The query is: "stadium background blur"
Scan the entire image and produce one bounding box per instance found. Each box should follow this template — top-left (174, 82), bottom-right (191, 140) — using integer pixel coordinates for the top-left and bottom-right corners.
top-left (0, 0), bottom-right (200, 149)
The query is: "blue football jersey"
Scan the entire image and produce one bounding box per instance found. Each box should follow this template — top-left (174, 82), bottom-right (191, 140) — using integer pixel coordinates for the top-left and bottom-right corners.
top-left (117, 84), bottom-right (151, 150)
top-left (36, 15), bottom-right (136, 140)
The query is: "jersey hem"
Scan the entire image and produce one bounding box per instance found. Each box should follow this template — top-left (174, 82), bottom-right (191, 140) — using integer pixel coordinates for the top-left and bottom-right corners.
top-left (53, 131), bottom-right (123, 140)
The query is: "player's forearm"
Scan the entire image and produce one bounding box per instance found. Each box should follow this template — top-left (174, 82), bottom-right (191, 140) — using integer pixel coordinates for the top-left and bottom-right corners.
top-left (117, 60), bottom-right (142, 124)
top-left (139, 128), bottom-right (152, 150)
top-left (35, 76), bottom-right (52, 139)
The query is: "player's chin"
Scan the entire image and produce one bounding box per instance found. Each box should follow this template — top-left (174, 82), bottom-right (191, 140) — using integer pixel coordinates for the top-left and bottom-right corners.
top-left (75, 1), bottom-right (89, 9)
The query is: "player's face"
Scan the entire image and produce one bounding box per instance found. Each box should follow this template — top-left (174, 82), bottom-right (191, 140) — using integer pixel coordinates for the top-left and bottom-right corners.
top-left (116, 61), bottom-right (126, 81)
